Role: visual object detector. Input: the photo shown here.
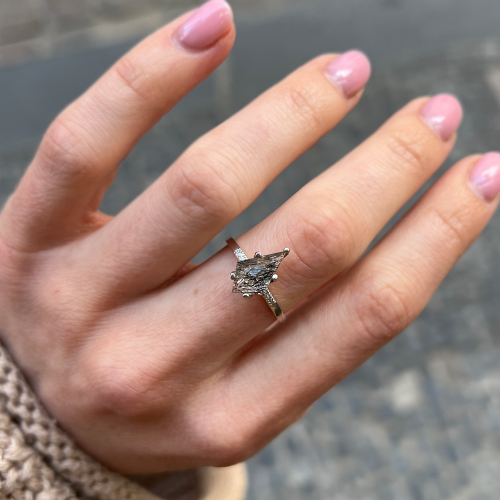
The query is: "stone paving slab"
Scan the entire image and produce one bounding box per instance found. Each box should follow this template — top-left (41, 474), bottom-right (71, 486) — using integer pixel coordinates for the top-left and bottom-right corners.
top-left (0, 0), bottom-right (308, 68)
top-left (1, 1), bottom-right (500, 499)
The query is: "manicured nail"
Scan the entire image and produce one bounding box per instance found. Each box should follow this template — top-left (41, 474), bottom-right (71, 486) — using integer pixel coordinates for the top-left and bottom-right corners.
top-left (420, 94), bottom-right (463, 141)
top-left (469, 152), bottom-right (500, 202)
top-left (176, 0), bottom-right (233, 51)
top-left (325, 50), bottom-right (371, 98)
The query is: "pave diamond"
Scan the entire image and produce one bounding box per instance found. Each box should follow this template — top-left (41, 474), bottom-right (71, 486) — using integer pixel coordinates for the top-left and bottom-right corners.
top-left (232, 251), bottom-right (287, 296)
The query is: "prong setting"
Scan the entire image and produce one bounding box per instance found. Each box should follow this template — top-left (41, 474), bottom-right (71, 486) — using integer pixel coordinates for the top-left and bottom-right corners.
top-left (227, 237), bottom-right (289, 322)
top-left (230, 242), bottom-right (289, 297)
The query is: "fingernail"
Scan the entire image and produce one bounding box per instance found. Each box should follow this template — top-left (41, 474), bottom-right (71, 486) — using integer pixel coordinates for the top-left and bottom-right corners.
top-left (176, 0), bottom-right (233, 51)
top-left (469, 152), bottom-right (500, 202)
top-left (325, 50), bottom-right (371, 98)
top-left (420, 94), bottom-right (463, 141)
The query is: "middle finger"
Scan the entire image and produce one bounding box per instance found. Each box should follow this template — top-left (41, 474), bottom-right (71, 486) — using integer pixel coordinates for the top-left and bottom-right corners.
top-left (82, 51), bottom-right (372, 297)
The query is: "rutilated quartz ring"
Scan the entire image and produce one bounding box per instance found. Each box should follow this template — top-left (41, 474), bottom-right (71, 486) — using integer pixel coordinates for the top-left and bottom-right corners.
top-left (226, 238), bottom-right (289, 323)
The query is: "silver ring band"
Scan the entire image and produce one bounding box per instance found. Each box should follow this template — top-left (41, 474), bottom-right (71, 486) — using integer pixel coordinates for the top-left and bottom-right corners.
top-left (226, 238), bottom-right (287, 323)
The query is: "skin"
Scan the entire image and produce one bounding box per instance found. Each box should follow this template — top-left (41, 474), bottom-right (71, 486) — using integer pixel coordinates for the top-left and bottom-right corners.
top-left (0, 9), bottom-right (497, 474)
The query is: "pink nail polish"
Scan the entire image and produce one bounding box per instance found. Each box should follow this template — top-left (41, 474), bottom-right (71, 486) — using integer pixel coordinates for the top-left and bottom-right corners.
top-left (176, 0), bottom-right (233, 51)
top-left (325, 50), bottom-right (371, 98)
top-left (469, 152), bottom-right (500, 202)
top-left (420, 94), bottom-right (463, 141)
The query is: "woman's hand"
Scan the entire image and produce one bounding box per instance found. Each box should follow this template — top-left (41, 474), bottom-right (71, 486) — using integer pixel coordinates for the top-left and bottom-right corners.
top-left (0, 0), bottom-right (498, 474)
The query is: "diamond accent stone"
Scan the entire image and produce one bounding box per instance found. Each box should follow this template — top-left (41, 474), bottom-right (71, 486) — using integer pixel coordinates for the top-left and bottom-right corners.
top-left (232, 251), bottom-right (287, 296)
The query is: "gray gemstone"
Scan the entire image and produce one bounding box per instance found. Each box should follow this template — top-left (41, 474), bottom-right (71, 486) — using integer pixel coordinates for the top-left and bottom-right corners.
top-left (232, 251), bottom-right (287, 296)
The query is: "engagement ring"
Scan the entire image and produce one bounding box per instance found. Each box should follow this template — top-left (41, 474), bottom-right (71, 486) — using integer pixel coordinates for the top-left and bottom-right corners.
top-left (226, 238), bottom-right (289, 323)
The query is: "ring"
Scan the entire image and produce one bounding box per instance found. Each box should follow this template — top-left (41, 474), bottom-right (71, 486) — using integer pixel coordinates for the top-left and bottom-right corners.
top-left (226, 238), bottom-right (289, 323)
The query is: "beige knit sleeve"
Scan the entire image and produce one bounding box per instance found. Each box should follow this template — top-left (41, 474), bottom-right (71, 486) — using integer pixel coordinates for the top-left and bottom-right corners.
top-left (0, 341), bottom-right (161, 500)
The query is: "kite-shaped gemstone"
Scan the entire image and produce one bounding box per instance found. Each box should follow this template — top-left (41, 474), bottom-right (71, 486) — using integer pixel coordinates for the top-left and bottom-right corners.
top-left (231, 251), bottom-right (288, 297)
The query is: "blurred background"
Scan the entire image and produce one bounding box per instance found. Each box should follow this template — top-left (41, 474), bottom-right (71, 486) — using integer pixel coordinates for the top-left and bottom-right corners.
top-left (2, 0), bottom-right (500, 499)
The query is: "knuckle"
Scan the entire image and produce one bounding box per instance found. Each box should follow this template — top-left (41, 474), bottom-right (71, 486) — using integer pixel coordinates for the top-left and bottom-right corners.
top-left (193, 398), bottom-right (305, 467)
top-left (82, 355), bottom-right (164, 419)
top-left (287, 198), bottom-right (357, 279)
top-left (383, 126), bottom-right (430, 176)
top-left (112, 55), bottom-right (151, 102)
top-left (38, 116), bottom-right (99, 181)
top-left (194, 414), bottom-right (261, 467)
top-left (204, 436), bottom-right (254, 467)
top-left (427, 207), bottom-right (469, 250)
top-left (279, 84), bottom-right (326, 132)
top-left (352, 273), bottom-right (414, 346)
top-left (168, 150), bottom-right (243, 224)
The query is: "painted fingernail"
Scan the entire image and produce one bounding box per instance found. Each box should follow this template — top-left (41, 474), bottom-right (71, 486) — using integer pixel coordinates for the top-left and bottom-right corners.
top-left (325, 50), bottom-right (371, 98)
top-left (420, 94), bottom-right (463, 141)
top-left (469, 152), bottom-right (500, 202)
top-left (176, 0), bottom-right (233, 51)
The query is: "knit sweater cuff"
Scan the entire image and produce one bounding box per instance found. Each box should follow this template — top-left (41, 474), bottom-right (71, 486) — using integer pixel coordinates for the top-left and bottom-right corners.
top-left (0, 341), bottom-right (176, 500)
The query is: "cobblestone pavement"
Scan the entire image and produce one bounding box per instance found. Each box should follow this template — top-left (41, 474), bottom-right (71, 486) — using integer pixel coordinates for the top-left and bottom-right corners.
top-left (0, 0), bottom-right (306, 68)
top-left (2, 0), bottom-right (500, 499)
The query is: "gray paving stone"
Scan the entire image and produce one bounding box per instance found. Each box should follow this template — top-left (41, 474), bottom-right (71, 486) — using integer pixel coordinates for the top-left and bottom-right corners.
top-left (0, 0), bottom-right (46, 46)
top-left (0, 0), bottom-right (312, 69)
top-left (47, 0), bottom-right (96, 33)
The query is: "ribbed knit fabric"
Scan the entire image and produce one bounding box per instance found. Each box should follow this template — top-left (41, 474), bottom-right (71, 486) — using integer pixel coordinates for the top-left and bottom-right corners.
top-left (0, 342), bottom-right (161, 500)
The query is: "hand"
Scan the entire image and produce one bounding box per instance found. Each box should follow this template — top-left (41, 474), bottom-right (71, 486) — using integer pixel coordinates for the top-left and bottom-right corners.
top-left (0, 0), bottom-right (499, 474)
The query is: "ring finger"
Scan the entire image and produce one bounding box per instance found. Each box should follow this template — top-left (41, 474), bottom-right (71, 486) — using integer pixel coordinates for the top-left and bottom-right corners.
top-left (147, 93), bottom-right (463, 358)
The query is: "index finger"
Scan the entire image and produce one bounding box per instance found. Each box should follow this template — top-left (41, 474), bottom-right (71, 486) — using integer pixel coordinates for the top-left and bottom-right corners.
top-left (1, 0), bottom-right (235, 250)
